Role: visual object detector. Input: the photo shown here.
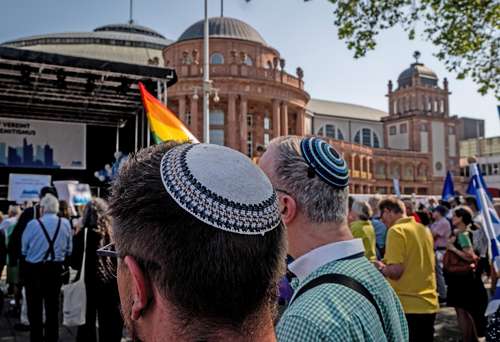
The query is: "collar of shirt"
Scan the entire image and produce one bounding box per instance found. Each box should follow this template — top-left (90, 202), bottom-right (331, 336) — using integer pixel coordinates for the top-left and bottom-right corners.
top-left (288, 239), bottom-right (364, 282)
top-left (394, 217), bottom-right (415, 226)
top-left (42, 213), bottom-right (58, 219)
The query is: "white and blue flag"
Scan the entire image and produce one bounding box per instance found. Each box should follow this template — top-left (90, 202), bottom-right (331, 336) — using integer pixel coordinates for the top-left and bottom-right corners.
top-left (468, 163), bottom-right (500, 316)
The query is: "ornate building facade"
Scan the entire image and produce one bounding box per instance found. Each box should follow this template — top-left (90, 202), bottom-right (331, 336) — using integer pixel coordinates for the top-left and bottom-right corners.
top-left (164, 17), bottom-right (310, 157)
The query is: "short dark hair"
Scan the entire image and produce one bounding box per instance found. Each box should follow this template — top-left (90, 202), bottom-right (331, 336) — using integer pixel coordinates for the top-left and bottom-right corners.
top-left (40, 186), bottom-right (57, 199)
top-left (109, 142), bottom-right (285, 334)
top-left (379, 197), bottom-right (405, 214)
top-left (453, 206), bottom-right (474, 226)
top-left (464, 196), bottom-right (478, 210)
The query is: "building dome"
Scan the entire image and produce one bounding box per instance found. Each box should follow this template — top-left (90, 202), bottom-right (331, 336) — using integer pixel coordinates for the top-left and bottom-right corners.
top-left (398, 62), bottom-right (438, 88)
top-left (2, 22), bottom-right (173, 65)
top-left (178, 17), bottom-right (266, 45)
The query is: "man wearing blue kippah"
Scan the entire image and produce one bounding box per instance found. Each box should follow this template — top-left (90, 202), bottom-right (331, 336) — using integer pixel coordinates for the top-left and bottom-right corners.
top-left (259, 136), bottom-right (408, 342)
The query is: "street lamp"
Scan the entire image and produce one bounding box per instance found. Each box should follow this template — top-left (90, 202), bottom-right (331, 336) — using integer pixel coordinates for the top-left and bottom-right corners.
top-left (203, 0), bottom-right (210, 143)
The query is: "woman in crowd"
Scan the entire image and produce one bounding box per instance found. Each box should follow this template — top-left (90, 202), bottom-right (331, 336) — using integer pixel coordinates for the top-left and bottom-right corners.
top-left (349, 201), bottom-right (377, 261)
top-left (71, 198), bottom-right (123, 342)
top-left (445, 206), bottom-right (488, 341)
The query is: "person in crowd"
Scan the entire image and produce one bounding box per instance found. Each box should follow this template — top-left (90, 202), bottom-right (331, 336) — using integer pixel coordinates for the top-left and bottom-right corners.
top-left (464, 196), bottom-right (490, 279)
top-left (430, 205), bottom-right (452, 302)
top-left (252, 144), bottom-right (266, 164)
top-left (106, 142), bottom-right (285, 342)
top-left (375, 197), bottom-right (438, 342)
top-left (8, 187), bottom-right (58, 328)
top-left (403, 199), bottom-right (421, 223)
top-left (349, 201), bottom-right (377, 261)
top-left (368, 196), bottom-right (387, 259)
top-left (0, 205), bottom-right (21, 232)
top-left (260, 136), bottom-right (408, 341)
top-left (445, 206), bottom-right (488, 341)
top-left (22, 194), bottom-right (72, 342)
top-left (71, 198), bottom-right (123, 342)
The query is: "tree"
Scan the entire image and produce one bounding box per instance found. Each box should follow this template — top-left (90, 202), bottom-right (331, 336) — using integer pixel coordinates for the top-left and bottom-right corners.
top-left (247, 0), bottom-right (500, 98)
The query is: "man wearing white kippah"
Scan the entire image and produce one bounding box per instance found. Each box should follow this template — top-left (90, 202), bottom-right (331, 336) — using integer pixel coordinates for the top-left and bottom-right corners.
top-left (105, 141), bottom-right (286, 342)
top-left (259, 136), bottom-right (408, 342)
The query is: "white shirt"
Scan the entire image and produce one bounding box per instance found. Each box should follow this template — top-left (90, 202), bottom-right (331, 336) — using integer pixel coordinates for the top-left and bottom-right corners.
top-left (289, 238), bottom-right (365, 282)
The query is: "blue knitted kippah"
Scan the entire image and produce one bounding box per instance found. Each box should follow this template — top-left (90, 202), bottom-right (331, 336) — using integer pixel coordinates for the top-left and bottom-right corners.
top-left (300, 137), bottom-right (349, 189)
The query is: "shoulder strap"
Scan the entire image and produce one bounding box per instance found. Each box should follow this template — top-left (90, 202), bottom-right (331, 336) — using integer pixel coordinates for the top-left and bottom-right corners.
top-left (37, 218), bottom-right (61, 261)
top-left (290, 273), bottom-right (386, 335)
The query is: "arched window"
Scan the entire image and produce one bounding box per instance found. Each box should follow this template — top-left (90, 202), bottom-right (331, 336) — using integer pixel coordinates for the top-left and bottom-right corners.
top-left (210, 53), bottom-right (224, 65)
top-left (317, 124), bottom-right (345, 140)
top-left (354, 128), bottom-right (381, 148)
top-left (244, 55), bottom-right (253, 66)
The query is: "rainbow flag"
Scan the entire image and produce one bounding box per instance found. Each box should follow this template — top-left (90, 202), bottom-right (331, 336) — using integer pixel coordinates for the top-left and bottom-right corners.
top-left (139, 82), bottom-right (199, 144)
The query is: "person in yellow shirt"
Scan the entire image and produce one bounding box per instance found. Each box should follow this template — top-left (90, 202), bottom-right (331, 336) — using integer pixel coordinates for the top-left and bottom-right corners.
top-left (349, 201), bottom-right (377, 261)
top-left (374, 197), bottom-right (438, 342)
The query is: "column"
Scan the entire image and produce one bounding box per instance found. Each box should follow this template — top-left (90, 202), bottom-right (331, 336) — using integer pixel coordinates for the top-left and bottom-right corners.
top-left (239, 96), bottom-right (248, 155)
top-left (178, 96), bottom-right (186, 123)
top-left (227, 94), bottom-right (237, 149)
top-left (280, 102), bottom-right (288, 136)
top-left (296, 108), bottom-right (305, 136)
top-left (272, 99), bottom-right (281, 138)
top-left (190, 97), bottom-right (199, 139)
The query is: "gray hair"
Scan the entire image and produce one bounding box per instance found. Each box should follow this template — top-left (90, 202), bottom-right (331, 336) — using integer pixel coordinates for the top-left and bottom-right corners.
top-left (352, 201), bottom-right (373, 221)
top-left (40, 194), bottom-right (59, 214)
top-left (8, 205), bottom-right (20, 217)
top-left (269, 135), bottom-right (348, 224)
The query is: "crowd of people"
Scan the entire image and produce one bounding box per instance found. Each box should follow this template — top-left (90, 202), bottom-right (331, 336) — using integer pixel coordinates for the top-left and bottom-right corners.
top-left (0, 135), bottom-right (499, 342)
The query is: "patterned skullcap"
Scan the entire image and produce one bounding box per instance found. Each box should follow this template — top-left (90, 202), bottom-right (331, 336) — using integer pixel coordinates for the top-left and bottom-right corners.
top-left (300, 137), bottom-right (349, 188)
top-left (160, 143), bottom-right (281, 235)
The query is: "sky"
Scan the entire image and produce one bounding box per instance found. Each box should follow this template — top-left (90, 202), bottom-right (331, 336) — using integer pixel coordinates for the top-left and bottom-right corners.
top-left (1, 0), bottom-right (498, 137)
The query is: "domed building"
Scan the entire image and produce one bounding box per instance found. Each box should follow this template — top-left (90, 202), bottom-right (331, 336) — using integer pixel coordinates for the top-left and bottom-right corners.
top-left (2, 22), bottom-right (172, 65)
top-left (163, 16), bottom-right (310, 157)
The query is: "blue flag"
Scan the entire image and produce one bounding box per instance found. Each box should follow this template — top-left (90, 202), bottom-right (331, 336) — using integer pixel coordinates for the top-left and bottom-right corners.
top-left (469, 163), bottom-right (500, 316)
top-left (441, 171), bottom-right (455, 200)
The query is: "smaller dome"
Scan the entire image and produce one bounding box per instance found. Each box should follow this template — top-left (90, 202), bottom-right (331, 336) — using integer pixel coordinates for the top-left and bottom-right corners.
top-left (398, 63), bottom-right (438, 88)
top-left (178, 17), bottom-right (266, 45)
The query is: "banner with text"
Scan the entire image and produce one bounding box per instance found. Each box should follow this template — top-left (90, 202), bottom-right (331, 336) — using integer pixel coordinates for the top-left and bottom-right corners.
top-left (0, 118), bottom-right (86, 169)
top-left (8, 173), bottom-right (52, 203)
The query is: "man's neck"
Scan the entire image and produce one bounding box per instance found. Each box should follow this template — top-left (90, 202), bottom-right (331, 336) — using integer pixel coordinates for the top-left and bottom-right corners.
top-left (140, 299), bottom-right (276, 342)
top-left (289, 221), bottom-right (353, 260)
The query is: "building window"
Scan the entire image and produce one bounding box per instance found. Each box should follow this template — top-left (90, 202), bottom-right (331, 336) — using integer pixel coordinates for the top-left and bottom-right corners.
top-left (247, 114), bottom-right (253, 128)
top-left (400, 123), bottom-right (407, 134)
top-left (420, 123), bottom-right (428, 132)
top-left (362, 128), bottom-right (371, 146)
top-left (247, 132), bottom-right (253, 157)
top-left (210, 129), bottom-right (225, 146)
top-left (264, 133), bottom-right (270, 146)
top-left (389, 126), bottom-right (397, 135)
top-left (264, 116), bottom-right (270, 130)
top-left (210, 53), bottom-right (224, 65)
top-left (325, 125), bottom-right (336, 138)
top-left (210, 110), bottom-right (224, 125)
top-left (354, 131), bottom-right (361, 144)
top-left (337, 129), bottom-right (344, 141)
top-left (209, 110), bottom-right (225, 146)
top-left (373, 133), bottom-right (380, 148)
top-left (448, 126), bottom-right (455, 134)
top-left (244, 55), bottom-right (253, 66)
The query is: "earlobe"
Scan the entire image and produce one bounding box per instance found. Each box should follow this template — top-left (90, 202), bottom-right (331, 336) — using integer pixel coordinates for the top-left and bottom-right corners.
top-left (281, 196), bottom-right (297, 225)
top-left (124, 256), bottom-right (150, 321)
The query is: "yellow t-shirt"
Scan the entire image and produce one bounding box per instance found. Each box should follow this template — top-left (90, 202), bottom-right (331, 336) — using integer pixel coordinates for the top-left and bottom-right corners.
top-left (350, 220), bottom-right (377, 261)
top-left (384, 217), bottom-right (439, 314)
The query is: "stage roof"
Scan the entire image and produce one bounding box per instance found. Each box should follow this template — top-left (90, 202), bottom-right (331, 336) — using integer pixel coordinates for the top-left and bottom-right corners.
top-left (0, 47), bottom-right (177, 126)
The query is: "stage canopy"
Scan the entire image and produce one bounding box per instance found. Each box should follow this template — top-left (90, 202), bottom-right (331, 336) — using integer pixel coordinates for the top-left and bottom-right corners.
top-left (0, 46), bottom-right (177, 127)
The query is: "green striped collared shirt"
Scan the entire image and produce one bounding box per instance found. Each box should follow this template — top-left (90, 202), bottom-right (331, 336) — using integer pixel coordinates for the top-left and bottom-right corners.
top-left (277, 240), bottom-right (409, 342)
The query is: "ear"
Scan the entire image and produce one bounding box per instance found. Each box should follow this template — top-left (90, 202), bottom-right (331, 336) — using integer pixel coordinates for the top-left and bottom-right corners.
top-left (123, 256), bottom-right (151, 321)
top-left (280, 195), bottom-right (297, 225)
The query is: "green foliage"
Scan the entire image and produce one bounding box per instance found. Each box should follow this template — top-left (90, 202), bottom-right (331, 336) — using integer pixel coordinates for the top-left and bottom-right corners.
top-left (327, 0), bottom-right (500, 98)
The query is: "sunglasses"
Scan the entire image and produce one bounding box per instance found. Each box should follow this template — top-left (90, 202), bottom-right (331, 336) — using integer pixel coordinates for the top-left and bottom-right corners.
top-left (96, 243), bottom-right (119, 258)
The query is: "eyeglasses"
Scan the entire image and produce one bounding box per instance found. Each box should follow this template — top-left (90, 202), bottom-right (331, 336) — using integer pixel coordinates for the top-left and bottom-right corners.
top-left (97, 242), bottom-right (119, 258)
top-left (275, 188), bottom-right (292, 196)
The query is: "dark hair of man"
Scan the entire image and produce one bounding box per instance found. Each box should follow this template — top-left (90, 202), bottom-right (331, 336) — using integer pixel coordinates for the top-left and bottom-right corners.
top-left (108, 142), bottom-right (286, 336)
top-left (416, 211), bottom-right (431, 226)
top-left (464, 196), bottom-right (478, 211)
top-left (379, 197), bottom-right (405, 214)
top-left (40, 186), bottom-right (58, 199)
top-left (454, 206), bottom-right (474, 226)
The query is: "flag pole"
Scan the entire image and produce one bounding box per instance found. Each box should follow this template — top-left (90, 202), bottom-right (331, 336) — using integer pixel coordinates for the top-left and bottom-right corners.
top-left (203, 0), bottom-right (210, 143)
